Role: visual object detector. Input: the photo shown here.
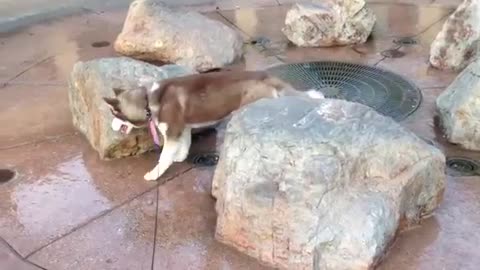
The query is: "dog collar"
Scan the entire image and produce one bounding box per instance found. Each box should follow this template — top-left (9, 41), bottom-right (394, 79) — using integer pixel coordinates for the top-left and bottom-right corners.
top-left (111, 117), bottom-right (134, 134)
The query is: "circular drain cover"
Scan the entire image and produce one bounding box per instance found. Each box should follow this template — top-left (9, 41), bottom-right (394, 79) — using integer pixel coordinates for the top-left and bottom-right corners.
top-left (266, 61), bottom-right (422, 121)
top-left (446, 157), bottom-right (480, 176)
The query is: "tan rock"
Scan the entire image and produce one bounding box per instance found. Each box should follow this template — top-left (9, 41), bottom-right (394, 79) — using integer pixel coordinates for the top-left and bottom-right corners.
top-left (437, 58), bottom-right (480, 150)
top-left (68, 57), bottom-right (195, 159)
top-left (430, 0), bottom-right (480, 71)
top-left (282, 0), bottom-right (376, 47)
top-left (212, 97), bottom-right (445, 270)
top-left (114, 0), bottom-right (244, 72)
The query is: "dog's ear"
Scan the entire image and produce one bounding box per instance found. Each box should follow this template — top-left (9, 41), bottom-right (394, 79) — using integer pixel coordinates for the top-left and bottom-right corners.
top-left (103, 97), bottom-right (119, 109)
top-left (113, 88), bottom-right (126, 96)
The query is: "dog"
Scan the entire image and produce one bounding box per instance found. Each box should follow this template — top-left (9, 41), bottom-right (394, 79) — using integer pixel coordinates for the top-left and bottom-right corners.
top-left (103, 70), bottom-right (324, 181)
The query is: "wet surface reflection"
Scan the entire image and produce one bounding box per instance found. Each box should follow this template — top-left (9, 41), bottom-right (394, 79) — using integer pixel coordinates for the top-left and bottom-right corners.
top-left (1, 1), bottom-right (479, 269)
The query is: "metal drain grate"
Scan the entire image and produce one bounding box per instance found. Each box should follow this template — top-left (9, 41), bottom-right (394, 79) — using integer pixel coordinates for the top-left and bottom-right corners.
top-left (393, 37), bottom-right (417, 45)
top-left (446, 157), bottom-right (480, 176)
top-left (266, 61), bottom-right (422, 121)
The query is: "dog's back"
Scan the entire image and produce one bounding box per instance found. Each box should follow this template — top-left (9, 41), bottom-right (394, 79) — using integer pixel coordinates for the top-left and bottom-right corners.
top-left (149, 70), bottom-right (323, 124)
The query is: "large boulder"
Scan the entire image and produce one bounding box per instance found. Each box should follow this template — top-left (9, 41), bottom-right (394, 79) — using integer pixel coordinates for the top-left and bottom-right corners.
top-left (429, 0), bottom-right (480, 71)
top-left (437, 58), bottom-right (480, 150)
top-left (212, 97), bottom-right (445, 270)
top-left (68, 57), bottom-right (195, 159)
top-left (114, 0), bottom-right (244, 72)
top-left (282, 0), bottom-right (376, 47)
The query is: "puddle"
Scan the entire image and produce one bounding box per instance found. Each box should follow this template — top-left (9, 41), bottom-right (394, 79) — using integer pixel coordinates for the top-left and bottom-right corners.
top-left (381, 48), bottom-right (406, 58)
top-left (0, 169), bottom-right (16, 183)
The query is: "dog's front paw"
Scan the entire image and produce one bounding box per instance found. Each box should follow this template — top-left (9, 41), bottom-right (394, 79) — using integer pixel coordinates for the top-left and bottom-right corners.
top-left (144, 170), bottom-right (160, 181)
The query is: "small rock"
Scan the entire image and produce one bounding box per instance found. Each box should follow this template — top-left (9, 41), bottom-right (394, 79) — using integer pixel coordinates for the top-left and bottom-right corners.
top-left (436, 58), bottom-right (480, 150)
top-left (212, 97), bottom-right (445, 270)
top-left (68, 57), bottom-right (195, 159)
top-left (429, 0), bottom-right (480, 71)
top-left (114, 0), bottom-right (244, 72)
top-left (282, 0), bottom-right (376, 47)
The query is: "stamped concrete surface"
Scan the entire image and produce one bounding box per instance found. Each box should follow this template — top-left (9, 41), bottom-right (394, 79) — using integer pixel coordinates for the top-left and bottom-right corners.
top-left (1, 0), bottom-right (479, 269)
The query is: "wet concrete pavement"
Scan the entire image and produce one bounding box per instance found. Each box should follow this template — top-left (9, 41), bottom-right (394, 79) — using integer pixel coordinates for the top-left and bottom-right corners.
top-left (1, 0), bottom-right (479, 269)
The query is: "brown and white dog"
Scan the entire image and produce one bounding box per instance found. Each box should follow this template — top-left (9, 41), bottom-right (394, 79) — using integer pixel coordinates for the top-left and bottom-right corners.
top-left (103, 70), bottom-right (324, 181)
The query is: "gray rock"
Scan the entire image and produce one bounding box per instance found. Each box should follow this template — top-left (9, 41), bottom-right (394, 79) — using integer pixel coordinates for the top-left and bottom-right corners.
top-left (282, 0), bottom-right (376, 47)
top-left (430, 0), bottom-right (480, 71)
top-left (212, 97), bottom-right (445, 270)
top-left (437, 58), bottom-right (480, 150)
top-left (68, 57), bottom-right (195, 159)
top-left (114, 0), bottom-right (244, 72)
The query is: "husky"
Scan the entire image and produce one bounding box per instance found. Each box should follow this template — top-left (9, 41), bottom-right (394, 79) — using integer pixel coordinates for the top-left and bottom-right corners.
top-left (103, 70), bottom-right (324, 181)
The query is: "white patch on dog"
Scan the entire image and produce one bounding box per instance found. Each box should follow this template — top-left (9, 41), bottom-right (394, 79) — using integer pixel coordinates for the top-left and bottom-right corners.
top-left (149, 82), bottom-right (162, 112)
top-left (144, 121), bottom-right (177, 181)
top-left (272, 89), bottom-right (280, 98)
top-left (143, 122), bottom-right (194, 180)
top-left (177, 91), bottom-right (187, 111)
top-left (111, 117), bottom-right (134, 134)
top-left (155, 121), bottom-right (168, 137)
top-left (150, 82), bottom-right (160, 93)
top-left (144, 138), bottom-right (180, 181)
top-left (188, 120), bottom-right (222, 129)
top-left (306, 90), bottom-right (325, 99)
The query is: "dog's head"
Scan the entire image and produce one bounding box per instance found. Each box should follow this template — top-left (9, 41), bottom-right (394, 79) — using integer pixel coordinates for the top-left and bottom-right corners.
top-left (103, 87), bottom-right (149, 134)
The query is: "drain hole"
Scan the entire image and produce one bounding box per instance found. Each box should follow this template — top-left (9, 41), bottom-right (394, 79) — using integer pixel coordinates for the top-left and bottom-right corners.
top-left (393, 37), bottom-right (417, 45)
top-left (247, 36), bottom-right (270, 46)
top-left (0, 169), bottom-right (16, 183)
top-left (446, 157), bottom-right (480, 176)
top-left (191, 152), bottom-right (219, 167)
top-left (381, 49), bottom-right (405, 58)
top-left (91, 41), bottom-right (111, 48)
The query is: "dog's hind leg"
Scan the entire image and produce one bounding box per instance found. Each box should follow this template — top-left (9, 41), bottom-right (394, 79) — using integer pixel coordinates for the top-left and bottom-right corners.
top-left (174, 127), bottom-right (192, 162)
top-left (144, 123), bottom-right (181, 181)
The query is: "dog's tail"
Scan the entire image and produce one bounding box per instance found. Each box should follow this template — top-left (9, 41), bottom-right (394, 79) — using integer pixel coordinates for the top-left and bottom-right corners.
top-left (263, 76), bottom-right (325, 100)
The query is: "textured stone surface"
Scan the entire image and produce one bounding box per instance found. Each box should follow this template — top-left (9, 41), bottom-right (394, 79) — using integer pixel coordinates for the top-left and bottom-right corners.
top-left (212, 97), bottom-right (446, 270)
top-left (68, 57), bottom-right (194, 159)
top-left (436, 58), bottom-right (480, 150)
top-left (282, 0), bottom-right (376, 47)
top-left (0, 238), bottom-right (42, 270)
top-left (114, 0), bottom-right (244, 72)
top-left (429, 0), bottom-right (480, 71)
